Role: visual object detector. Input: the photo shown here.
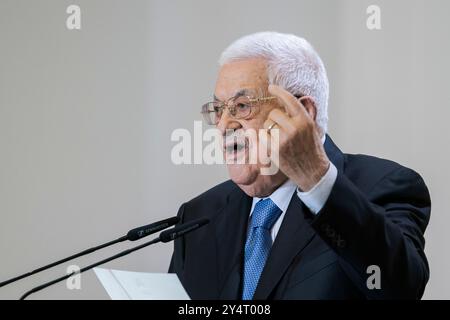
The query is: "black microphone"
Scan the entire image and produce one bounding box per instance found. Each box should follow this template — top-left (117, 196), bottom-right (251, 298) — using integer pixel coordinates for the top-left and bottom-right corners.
top-left (0, 216), bottom-right (179, 288)
top-left (126, 216), bottom-right (179, 241)
top-left (19, 218), bottom-right (209, 300)
top-left (160, 218), bottom-right (210, 242)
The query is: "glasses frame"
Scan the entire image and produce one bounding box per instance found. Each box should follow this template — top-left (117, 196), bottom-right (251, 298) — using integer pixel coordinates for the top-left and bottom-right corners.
top-left (201, 95), bottom-right (277, 125)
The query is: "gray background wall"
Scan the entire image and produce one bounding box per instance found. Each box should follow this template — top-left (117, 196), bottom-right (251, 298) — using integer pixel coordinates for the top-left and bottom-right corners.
top-left (0, 0), bottom-right (448, 299)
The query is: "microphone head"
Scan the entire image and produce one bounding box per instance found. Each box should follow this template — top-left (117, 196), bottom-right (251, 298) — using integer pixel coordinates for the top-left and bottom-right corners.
top-left (127, 216), bottom-right (179, 241)
top-left (159, 218), bottom-right (210, 243)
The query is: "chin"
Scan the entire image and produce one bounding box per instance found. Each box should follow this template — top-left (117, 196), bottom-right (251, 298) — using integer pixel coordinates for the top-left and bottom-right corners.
top-left (227, 164), bottom-right (288, 198)
top-left (226, 165), bottom-right (266, 197)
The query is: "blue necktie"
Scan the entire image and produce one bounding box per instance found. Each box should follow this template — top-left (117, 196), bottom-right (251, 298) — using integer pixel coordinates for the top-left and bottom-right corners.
top-left (242, 198), bottom-right (282, 300)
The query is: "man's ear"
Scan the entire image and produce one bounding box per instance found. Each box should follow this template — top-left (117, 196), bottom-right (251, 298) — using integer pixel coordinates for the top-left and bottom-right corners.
top-left (298, 96), bottom-right (317, 121)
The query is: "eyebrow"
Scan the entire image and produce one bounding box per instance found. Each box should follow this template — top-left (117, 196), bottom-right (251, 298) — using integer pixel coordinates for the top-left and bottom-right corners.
top-left (213, 88), bottom-right (254, 102)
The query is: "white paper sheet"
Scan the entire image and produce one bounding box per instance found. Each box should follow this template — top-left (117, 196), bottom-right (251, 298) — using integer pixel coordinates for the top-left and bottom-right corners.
top-left (94, 268), bottom-right (190, 300)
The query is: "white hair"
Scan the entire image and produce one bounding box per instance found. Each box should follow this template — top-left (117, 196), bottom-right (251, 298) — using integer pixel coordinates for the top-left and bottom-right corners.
top-left (219, 31), bottom-right (329, 135)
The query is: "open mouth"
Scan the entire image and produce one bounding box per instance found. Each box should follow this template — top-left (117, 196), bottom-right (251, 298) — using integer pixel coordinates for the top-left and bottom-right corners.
top-left (225, 141), bottom-right (246, 153)
top-left (223, 136), bottom-right (249, 158)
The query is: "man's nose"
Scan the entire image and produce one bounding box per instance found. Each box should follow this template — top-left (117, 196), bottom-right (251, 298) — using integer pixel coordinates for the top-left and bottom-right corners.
top-left (217, 109), bottom-right (241, 134)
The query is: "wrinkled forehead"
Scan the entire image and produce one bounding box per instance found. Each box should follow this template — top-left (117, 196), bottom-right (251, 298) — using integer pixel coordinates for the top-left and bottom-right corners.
top-left (214, 59), bottom-right (269, 101)
top-left (213, 88), bottom-right (261, 102)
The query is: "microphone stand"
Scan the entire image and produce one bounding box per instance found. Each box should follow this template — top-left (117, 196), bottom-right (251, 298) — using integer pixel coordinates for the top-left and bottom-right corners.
top-left (20, 237), bottom-right (161, 300)
top-left (19, 218), bottom-right (209, 300)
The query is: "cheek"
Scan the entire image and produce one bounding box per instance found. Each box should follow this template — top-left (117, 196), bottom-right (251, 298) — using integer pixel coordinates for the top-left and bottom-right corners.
top-left (246, 117), bottom-right (266, 130)
top-left (241, 119), bottom-right (265, 147)
top-left (227, 163), bottom-right (260, 183)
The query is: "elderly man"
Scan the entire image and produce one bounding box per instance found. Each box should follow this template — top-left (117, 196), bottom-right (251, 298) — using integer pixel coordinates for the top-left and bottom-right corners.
top-left (169, 32), bottom-right (431, 300)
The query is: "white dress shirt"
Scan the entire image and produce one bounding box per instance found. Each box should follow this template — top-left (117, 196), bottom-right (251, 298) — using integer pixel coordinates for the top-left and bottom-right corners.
top-left (249, 136), bottom-right (338, 241)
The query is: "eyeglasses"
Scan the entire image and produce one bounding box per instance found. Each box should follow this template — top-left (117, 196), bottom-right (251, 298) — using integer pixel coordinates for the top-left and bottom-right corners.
top-left (201, 95), bottom-right (277, 125)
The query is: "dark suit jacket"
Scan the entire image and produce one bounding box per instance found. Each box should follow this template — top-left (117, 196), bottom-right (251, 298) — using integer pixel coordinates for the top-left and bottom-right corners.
top-left (169, 136), bottom-right (431, 299)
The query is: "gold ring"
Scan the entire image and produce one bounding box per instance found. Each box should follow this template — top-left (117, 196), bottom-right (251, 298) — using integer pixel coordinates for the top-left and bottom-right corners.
top-left (267, 122), bottom-right (278, 133)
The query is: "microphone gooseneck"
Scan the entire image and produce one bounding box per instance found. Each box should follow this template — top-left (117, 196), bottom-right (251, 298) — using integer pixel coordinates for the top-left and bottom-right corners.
top-left (0, 216), bottom-right (179, 288)
top-left (19, 218), bottom-right (209, 300)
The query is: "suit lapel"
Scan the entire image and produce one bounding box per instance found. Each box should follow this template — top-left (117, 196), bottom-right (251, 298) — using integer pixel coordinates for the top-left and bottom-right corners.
top-left (215, 186), bottom-right (252, 299)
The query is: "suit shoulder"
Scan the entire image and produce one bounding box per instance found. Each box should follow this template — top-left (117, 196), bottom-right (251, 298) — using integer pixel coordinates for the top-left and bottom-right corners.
top-left (344, 153), bottom-right (425, 191)
top-left (181, 180), bottom-right (238, 220)
top-left (345, 153), bottom-right (402, 173)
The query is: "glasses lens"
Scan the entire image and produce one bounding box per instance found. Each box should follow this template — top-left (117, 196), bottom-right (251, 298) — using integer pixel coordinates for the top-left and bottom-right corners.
top-left (232, 96), bottom-right (253, 119)
top-left (201, 102), bottom-right (222, 125)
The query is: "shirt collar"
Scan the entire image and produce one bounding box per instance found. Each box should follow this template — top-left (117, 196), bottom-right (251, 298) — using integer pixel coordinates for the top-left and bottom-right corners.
top-left (250, 179), bottom-right (297, 214)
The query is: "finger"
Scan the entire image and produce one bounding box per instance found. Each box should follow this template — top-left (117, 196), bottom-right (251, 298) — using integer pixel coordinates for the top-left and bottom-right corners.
top-left (258, 128), bottom-right (271, 161)
top-left (266, 108), bottom-right (296, 132)
top-left (263, 117), bottom-right (282, 129)
top-left (263, 119), bottom-right (274, 130)
top-left (268, 84), bottom-right (309, 118)
top-left (258, 128), bottom-right (280, 167)
top-left (263, 118), bottom-right (282, 136)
